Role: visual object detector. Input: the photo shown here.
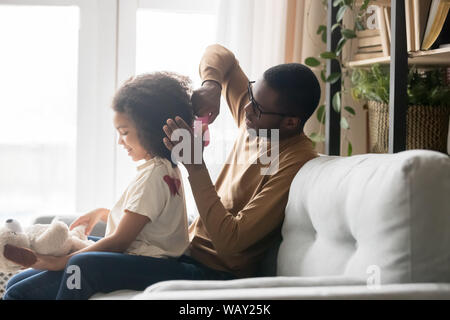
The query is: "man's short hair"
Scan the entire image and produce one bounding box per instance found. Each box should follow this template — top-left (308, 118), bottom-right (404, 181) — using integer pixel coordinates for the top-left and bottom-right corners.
top-left (263, 63), bottom-right (321, 129)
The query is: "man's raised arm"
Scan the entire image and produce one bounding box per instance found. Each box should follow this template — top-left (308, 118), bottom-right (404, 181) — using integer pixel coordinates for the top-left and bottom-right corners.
top-left (193, 44), bottom-right (249, 127)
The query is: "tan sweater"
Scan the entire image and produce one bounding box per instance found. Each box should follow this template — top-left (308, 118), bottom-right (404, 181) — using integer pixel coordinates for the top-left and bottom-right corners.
top-left (187, 44), bottom-right (318, 278)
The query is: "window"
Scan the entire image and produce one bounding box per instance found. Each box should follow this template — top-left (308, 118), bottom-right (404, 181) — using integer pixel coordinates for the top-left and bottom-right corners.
top-left (0, 0), bottom-right (229, 226)
top-left (115, 0), bottom-right (220, 221)
top-left (0, 4), bottom-right (79, 225)
top-left (136, 9), bottom-right (217, 88)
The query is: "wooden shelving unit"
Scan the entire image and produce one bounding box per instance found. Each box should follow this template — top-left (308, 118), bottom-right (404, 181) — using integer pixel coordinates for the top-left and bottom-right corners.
top-left (325, 0), bottom-right (449, 155)
top-left (347, 47), bottom-right (450, 67)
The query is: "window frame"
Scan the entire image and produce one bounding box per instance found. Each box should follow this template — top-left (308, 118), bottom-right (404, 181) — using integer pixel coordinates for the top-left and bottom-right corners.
top-left (0, 0), bottom-right (118, 215)
top-left (0, 0), bottom-right (220, 218)
top-left (114, 0), bottom-right (219, 200)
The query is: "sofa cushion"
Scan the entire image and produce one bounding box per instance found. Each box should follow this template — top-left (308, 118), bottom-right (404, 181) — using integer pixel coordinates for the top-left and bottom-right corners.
top-left (132, 283), bottom-right (450, 300)
top-left (33, 215), bottom-right (106, 237)
top-left (278, 150), bottom-right (450, 284)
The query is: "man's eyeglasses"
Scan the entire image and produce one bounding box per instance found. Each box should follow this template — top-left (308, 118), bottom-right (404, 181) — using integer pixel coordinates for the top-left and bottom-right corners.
top-left (247, 81), bottom-right (297, 119)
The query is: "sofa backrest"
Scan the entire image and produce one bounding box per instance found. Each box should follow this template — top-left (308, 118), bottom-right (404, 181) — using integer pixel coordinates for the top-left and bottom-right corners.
top-left (277, 150), bottom-right (450, 284)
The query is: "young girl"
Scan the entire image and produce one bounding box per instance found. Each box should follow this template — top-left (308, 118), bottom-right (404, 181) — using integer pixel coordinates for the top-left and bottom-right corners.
top-left (3, 72), bottom-right (233, 300)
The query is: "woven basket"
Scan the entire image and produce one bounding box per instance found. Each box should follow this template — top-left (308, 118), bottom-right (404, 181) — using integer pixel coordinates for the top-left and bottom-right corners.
top-left (368, 101), bottom-right (450, 153)
top-left (0, 271), bottom-right (18, 299)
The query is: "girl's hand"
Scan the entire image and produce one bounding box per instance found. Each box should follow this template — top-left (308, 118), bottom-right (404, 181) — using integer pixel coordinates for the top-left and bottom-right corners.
top-left (32, 253), bottom-right (69, 271)
top-left (69, 208), bottom-right (109, 236)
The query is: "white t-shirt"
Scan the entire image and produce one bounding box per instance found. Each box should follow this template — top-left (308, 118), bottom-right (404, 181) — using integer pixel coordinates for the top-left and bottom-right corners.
top-left (105, 157), bottom-right (189, 258)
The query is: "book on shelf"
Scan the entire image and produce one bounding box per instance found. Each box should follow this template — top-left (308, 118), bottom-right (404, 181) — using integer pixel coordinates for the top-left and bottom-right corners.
top-left (421, 0), bottom-right (450, 50)
top-left (351, 3), bottom-right (390, 61)
top-left (414, 0), bottom-right (433, 51)
top-left (353, 29), bottom-right (385, 61)
top-left (405, 0), bottom-right (417, 51)
top-left (351, 0), bottom-right (450, 63)
top-left (376, 5), bottom-right (390, 56)
top-left (384, 6), bottom-right (391, 42)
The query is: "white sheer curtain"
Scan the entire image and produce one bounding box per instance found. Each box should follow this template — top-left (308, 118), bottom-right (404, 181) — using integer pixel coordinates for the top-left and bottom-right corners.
top-left (202, 0), bottom-right (288, 179)
top-left (202, 0), bottom-right (289, 183)
top-left (215, 0), bottom-right (288, 80)
top-left (183, 0), bottom-right (289, 222)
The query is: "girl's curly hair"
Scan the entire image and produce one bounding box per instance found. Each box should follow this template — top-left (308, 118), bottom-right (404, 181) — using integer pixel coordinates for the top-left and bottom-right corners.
top-left (112, 72), bottom-right (194, 167)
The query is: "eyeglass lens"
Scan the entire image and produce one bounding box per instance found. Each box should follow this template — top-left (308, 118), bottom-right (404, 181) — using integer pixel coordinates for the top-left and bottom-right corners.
top-left (248, 82), bottom-right (261, 119)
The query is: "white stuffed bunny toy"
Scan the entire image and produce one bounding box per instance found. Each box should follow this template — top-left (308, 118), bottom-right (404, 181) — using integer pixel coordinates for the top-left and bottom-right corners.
top-left (0, 218), bottom-right (94, 272)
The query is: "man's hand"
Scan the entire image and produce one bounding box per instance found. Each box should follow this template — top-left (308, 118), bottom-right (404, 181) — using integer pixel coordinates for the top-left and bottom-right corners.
top-left (191, 80), bottom-right (221, 124)
top-left (163, 116), bottom-right (207, 174)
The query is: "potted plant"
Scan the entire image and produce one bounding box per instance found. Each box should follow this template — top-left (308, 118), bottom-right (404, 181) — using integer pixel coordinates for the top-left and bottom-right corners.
top-left (351, 64), bottom-right (450, 153)
top-left (305, 0), bottom-right (372, 156)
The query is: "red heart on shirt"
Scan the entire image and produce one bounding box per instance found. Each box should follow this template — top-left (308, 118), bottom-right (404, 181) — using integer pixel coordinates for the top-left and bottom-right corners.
top-left (163, 175), bottom-right (181, 196)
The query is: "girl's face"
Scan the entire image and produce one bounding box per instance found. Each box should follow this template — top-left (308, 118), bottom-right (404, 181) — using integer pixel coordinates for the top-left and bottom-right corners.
top-left (113, 111), bottom-right (152, 162)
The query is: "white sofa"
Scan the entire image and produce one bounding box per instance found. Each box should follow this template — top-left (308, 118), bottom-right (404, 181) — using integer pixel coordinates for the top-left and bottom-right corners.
top-left (44, 150), bottom-right (450, 299)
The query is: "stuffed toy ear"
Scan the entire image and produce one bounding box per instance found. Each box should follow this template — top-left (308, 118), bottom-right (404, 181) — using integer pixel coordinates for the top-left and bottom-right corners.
top-left (3, 245), bottom-right (37, 268)
top-left (4, 219), bottom-right (23, 234)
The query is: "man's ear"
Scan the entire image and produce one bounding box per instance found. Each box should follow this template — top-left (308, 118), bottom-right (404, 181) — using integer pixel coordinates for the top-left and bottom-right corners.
top-left (282, 117), bottom-right (301, 130)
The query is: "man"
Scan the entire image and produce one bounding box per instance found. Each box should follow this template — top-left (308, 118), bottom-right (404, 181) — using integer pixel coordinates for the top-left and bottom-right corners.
top-left (163, 44), bottom-right (321, 278)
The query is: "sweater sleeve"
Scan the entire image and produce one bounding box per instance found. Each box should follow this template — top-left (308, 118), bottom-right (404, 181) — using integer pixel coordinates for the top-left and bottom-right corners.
top-left (199, 44), bottom-right (249, 127)
top-left (187, 157), bottom-right (311, 256)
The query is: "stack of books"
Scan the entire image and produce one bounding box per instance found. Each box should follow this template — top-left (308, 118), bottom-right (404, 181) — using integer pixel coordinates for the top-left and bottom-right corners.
top-left (353, 1), bottom-right (391, 61)
top-left (353, 28), bottom-right (386, 61)
top-left (353, 0), bottom-right (450, 61)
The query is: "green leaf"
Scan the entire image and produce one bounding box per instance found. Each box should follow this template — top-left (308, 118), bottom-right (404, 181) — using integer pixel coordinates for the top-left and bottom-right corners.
top-left (305, 57), bottom-right (321, 67)
top-left (309, 132), bottom-right (326, 143)
top-left (320, 70), bottom-right (327, 82)
top-left (336, 38), bottom-right (347, 56)
top-left (355, 18), bottom-right (365, 31)
top-left (326, 72), bottom-right (341, 84)
top-left (320, 51), bottom-right (337, 60)
top-left (317, 25), bottom-right (326, 35)
top-left (333, 0), bottom-right (343, 7)
top-left (344, 106), bottom-right (356, 115)
top-left (321, 30), bottom-right (327, 43)
top-left (360, 0), bottom-right (370, 11)
top-left (347, 142), bottom-right (353, 156)
top-left (340, 117), bottom-right (349, 129)
top-left (331, 23), bottom-right (340, 32)
top-left (341, 28), bottom-right (356, 39)
top-left (316, 104), bottom-right (326, 124)
top-left (332, 92), bottom-right (341, 113)
top-left (336, 5), bottom-right (348, 22)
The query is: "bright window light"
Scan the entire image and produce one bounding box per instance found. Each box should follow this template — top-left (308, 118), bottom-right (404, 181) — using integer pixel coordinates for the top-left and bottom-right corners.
top-left (136, 9), bottom-right (217, 87)
top-left (0, 5), bottom-right (79, 225)
top-left (136, 8), bottom-right (217, 221)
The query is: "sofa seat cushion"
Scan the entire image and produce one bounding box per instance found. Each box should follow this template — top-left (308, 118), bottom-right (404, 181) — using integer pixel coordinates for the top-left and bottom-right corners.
top-left (90, 290), bottom-right (140, 300)
top-left (278, 150), bottom-right (450, 284)
top-left (138, 275), bottom-right (365, 294)
top-left (132, 283), bottom-right (450, 300)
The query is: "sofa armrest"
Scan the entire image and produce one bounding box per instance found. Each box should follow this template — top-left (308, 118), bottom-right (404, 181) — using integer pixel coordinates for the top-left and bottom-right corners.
top-left (33, 215), bottom-right (106, 237)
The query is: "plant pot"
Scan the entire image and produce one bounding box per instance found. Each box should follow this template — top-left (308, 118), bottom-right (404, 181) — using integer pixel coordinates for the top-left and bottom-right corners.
top-left (368, 101), bottom-right (450, 154)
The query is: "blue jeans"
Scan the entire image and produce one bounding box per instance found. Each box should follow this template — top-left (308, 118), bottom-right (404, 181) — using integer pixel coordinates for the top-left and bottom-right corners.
top-left (3, 236), bottom-right (235, 300)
